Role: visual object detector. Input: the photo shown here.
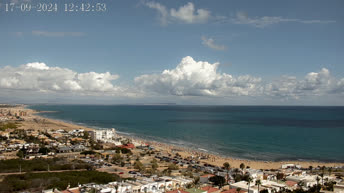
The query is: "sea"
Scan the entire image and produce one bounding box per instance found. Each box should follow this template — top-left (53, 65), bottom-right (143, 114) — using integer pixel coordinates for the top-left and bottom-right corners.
top-left (28, 105), bottom-right (344, 162)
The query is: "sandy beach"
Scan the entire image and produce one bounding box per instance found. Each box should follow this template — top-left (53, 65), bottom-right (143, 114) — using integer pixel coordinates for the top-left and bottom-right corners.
top-left (8, 105), bottom-right (344, 170)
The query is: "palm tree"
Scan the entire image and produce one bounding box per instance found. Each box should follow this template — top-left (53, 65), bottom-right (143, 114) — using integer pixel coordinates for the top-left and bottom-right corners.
top-left (223, 162), bottom-right (231, 184)
top-left (316, 176), bottom-right (320, 186)
top-left (321, 166), bottom-right (326, 175)
top-left (309, 166), bottom-right (313, 174)
top-left (240, 163), bottom-right (245, 171)
top-left (320, 173), bottom-right (324, 186)
top-left (329, 167), bottom-right (332, 176)
top-left (246, 177), bottom-right (253, 193)
top-left (236, 188), bottom-right (241, 193)
top-left (240, 163), bottom-right (245, 174)
top-left (255, 179), bottom-right (262, 193)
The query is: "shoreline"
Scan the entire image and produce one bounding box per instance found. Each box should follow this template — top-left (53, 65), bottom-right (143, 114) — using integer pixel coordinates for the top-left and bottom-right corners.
top-left (20, 106), bottom-right (344, 169)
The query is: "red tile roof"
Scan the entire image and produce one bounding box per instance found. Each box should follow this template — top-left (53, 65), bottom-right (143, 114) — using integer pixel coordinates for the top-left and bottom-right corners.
top-left (286, 181), bottom-right (298, 187)
top-left (201, 186), bottom-right (219, 193)
top-left (61, 187), bottom-right (80, 193)
top-left (119, 143), bottom-right (135, 149)
top-left (201, 174), bottom-right (215, 178)
top-left (221, 188), bottom-right (246, 193)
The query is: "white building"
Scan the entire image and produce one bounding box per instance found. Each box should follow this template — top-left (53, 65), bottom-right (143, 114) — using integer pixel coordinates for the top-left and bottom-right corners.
top-left (230, 181), bottom-right (258, 193)
top-left (281, 164), bottom-right (301, 169)
top-left (90, 128), bottom-right (117, 143)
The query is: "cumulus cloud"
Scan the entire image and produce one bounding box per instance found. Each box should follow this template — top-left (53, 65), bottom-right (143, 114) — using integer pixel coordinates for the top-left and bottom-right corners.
top-left (232, 11), bottom-right (336, 28)
top-left (135, 56), bottom-right (344, 100)
top-left (201, 36), bottom-right (226, 51)
top-left (1, 59), bottom-right (343, 102)
top-left (0, 62), bottom-right (137, 96)
top-left (144, 2), bottom-right (210, 25)
top-left (265, 68), bottom-right (342, 99)
top-left (135, 56), bottom-right (261, 96)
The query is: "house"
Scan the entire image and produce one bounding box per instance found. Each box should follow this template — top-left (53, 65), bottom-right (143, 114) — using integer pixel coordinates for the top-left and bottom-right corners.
top-left (334, 182), bottom-right (344, 193)
top-left (230, 181), bottom-right (258, 193)
top-left (221, 188), bottom-right (246, 193)
top-left (285, 181), bottom-right (298, 189)
top-left (201, 186), bottom-right (221, 193)
top-left (119, 143), bottom-right (135, 149)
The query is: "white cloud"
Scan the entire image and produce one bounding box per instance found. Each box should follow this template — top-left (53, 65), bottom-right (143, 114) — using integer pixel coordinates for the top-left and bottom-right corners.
top-left (232, 11), bottom-right (336, 28)
top-left (1, 59), bottom-right (343, 103)
top-left (0, 62), bottom-right (137, 96)
top-left (135, 56), bottom-right (261, 96)
top-left (135, 56), bottom-right (344, 100)
top-left (144, 2), bottom-right (210, 25)
top-left (170, 2), bottom-right (210, 24)
top-left (201, 36), bottom-right (226, 51)
top-left (264, 68), bottom-right (341, 99)
top-left (32, 31), bottom-right (85, 37)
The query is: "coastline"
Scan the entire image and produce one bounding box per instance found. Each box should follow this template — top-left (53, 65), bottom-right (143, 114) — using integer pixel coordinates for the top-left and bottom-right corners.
top-left (20, 105), bottom-right (344, 169)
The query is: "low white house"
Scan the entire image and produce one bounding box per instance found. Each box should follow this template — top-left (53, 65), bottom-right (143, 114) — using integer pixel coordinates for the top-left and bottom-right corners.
top-left (230, 181), bottom-right (258, 193)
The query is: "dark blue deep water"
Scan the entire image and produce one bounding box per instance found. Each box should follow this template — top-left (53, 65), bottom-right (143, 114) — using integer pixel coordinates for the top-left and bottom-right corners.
top-left (29, 105), bottom-right (344, 162)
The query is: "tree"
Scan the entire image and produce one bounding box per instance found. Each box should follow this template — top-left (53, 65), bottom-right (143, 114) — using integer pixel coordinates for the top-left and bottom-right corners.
top-left (167, 163), bottom-right (179, 170)
top-left (223, 162), bottom-right (231, 184)
top-left (134, 160), bottom-right (145, 172)
top-left (240, 163), bottom-right (245, 171)
top-left (209, 175), bottom-right (226, 188)
top-left (82, 131), bottom-right (89, 139)
top-left (193, 176), bottom-right (200, 188)
top-left (316, 176), bottom-right (320, 186)
top-left (320, 173), bottom-right (324, 186)
top-left (236, 188), bottom-right (241, 193)
top-left (38, 147), bottom-right (50, 155)
top-left (255, 179), bottom-right (262, 193)
top-left (329, 167), bottom-right (332, 176)
top-left (16, 150), bottom-right (24, 159)
top-left (276, 172), bottom-right (284, 180)
top-left (309, 166), bottom-right (313, 174)
top-left (151, 159), bottom-right (158, 171)
top-left (245, 176), bottom-right (252, 193)
top-left (112, 153), bottom-right (123, 165)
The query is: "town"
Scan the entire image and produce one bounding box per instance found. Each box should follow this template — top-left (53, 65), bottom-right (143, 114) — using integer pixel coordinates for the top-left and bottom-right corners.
top-left (0, 105), bottom-right (343, 193)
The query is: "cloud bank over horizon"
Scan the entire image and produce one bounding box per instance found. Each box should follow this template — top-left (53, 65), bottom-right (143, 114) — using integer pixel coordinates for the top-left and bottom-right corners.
top-left (0, 62), bottom-right (138, 97)
top-left (0, 57), bottom-right (343, 104)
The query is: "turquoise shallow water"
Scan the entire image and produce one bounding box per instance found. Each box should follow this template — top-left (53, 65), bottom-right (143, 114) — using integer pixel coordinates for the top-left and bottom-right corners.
top-left (29, 105), bottom-right (344, 162)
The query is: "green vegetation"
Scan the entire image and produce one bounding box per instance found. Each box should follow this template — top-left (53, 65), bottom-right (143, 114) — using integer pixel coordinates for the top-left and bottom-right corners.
top-left (0, 158), bottom-right (92, 173)
top-left (82, 131), bottom-right (89, 139)
top-left (81, 150), bottom-right (97, 155)
top-left (0, 122), bottom-right (19, 131)
top-left (111, 153), bottom-right (123, 165)
top-left (0, 170), bottom-right (121, 192)
top-left (167, 163), bottom-right (179, 170)
top-left (209, 175), bottom-right (226, 188)
top-left (108, 146), bottom-right (132, 154)
top-left (134, 160), bottom-right (145, 172)
top-left (151, 158), bottom-right (158, 171)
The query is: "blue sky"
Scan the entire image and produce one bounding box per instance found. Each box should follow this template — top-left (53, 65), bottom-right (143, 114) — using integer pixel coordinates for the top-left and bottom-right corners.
top-left (0, 0), bottom-right (343, 105)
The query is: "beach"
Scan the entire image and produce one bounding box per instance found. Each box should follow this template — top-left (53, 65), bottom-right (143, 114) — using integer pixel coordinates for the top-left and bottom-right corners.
top-left (2, 105), bottom-right (342, 170)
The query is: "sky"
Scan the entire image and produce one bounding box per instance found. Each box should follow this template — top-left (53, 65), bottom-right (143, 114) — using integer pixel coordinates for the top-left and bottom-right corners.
top-left (0, 0), bottom-right (343, 105)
